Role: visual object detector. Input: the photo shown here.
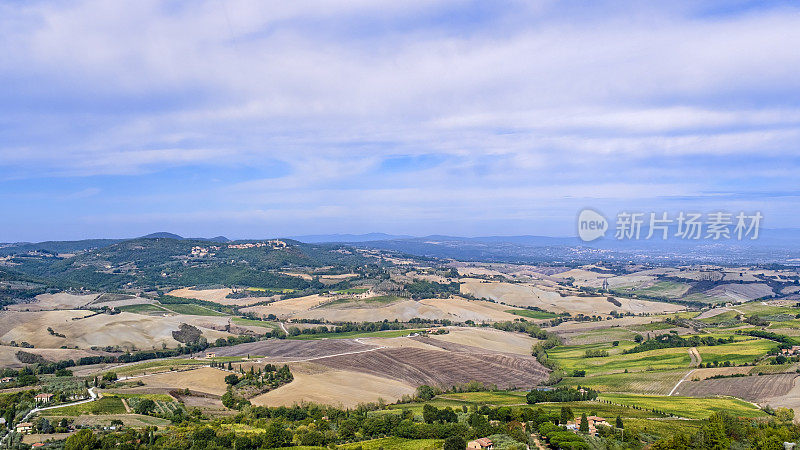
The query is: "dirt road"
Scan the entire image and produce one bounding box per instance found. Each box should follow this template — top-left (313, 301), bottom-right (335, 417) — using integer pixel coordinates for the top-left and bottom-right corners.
top-left (689, 347), bottom-right (702, 367)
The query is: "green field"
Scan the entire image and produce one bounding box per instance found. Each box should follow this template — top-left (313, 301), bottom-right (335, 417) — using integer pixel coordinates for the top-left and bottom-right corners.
top-left (41, 397), bottom-right (127, 416)
top-left (628, 321), bottom-right (677, 332)
top-left (290, 328), bottom-right (424, 340)
top-left (547, 341), bottom-right (691, 375)
top-left (559, 370), bottom-right (688, 395)
top-left (697, 310), bottom-right (740, 325)
top-left (749, 362), bottom-right (800, 375)
top-left (736, 303), bottom-right (800, 316)
top-left (385, 398), bottom-right (473, 416)
top-left (623, 418), bottom-right (702, 440)
top-left (768, 319), bottom-right (800, 330)
top-left (102, 392), bottom-right (175, 402)
top-left (696, 338), bottom-right (775, 365)
top-left (340, 438), bottom-right (443, 450)
top-left (630, 281), bottom-right (690, 298)
top-left (598, 393), bottom-right (767, 420)
top-left (388, 395), bottom-right (660, 421)
top-left (505, 309), bottom-right (560, 319)
top-left (532, 400), bottom-right (663, 419)
top-left (232, 317), bottom-right (279, 329)
top-left (549, 335), bottom-right (775, 375)
top-left (331, 288), bottom-right (370, 295)
top-left (112, 359), bottom-right (209, 376)
top-left (247, 287), bottom-right (295, 293)
top-left (159, 303), bottom-right (228, 316)
top-left (568, 328), bottom-right (638, 345)
top-left (439, 391), bottom-right (528, 405)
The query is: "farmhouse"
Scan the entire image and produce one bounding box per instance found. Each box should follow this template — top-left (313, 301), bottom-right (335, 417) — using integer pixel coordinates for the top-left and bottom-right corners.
top-left (15, 422), bottom-right (33, 434)
top-left (565, 416), bottom-right (610, 436)
top-left (0, 377), bottom-right (13, 383)
top-left (206, 352), bottom-right (217, 359)
top-left (35, 393), bottom-right (54, 404)
top-left (467, 438), bottom-right (493, 450)
top-left (780, 346), bottom-right (800, 356)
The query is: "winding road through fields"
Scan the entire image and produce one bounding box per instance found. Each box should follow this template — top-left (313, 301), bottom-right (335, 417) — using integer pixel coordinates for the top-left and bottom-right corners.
top-left (0, 387), bottom-right (98, 447)
top-left (668, 347), bottom-right (702, 396)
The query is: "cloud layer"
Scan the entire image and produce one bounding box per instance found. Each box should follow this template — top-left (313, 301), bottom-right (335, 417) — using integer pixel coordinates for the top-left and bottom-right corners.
top-left (1, 0), bottom-right (799, 240)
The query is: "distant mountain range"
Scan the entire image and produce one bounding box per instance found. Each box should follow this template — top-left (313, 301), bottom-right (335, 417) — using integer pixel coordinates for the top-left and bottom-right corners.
top-left (287, 233), bottom-right (413, 243)
top-left (0, 233), bottom-right (229, 256)
top-left (140, 232), bottom-right (230, 243)
top-left (3, 228), bottom-right (800, 264)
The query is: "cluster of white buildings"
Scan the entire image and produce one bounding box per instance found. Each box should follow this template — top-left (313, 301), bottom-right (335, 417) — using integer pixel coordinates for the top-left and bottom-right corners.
top-left (227, 240), bottom-right (287, 250)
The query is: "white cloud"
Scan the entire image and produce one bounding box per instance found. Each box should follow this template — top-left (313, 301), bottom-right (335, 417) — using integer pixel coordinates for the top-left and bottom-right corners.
top-left (1, 0), bottom-right (799, 238)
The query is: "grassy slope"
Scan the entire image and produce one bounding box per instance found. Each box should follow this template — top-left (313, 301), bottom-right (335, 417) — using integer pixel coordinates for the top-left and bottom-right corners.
top-left (599, 393), bottom-right (766, 420)
top-left (549, 335), bottom-right (775, 375)
top-left (40, 397), bottom-right (127, 416)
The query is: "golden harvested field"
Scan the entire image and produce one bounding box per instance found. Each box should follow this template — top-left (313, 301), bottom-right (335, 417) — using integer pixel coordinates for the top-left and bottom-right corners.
top-left (45, 414), bottom-right (172, 429)
top-left (246, 294), bottom-right (517, 323)
top-left (297, 298), bottom-right (516, 322)
top-left (280, 272), bottom-right (313, 280)
top-left (320, 273), bottom-right (359, 280)
top-left (241, 294), bottom-right (332, 317)
top-left (462, 281), bottom-right (682, 315)
top-left (23, 432), bottom-right (75, 444)
top-left (550, 268), bottom-right (610, 284)
top-left (456, 267), bottom-right (509, 278)
top-left (168, 287), bottom-right (275, 306)
top-left (251, 362), bottom-right (415, 408)
top-left (358, 336), bottom-right (444, 351)
top-left (427, 327), bottom-right (538, 355)
top-left (209, 338), bottom-right (372, 359)
top-left (0, 310), bottom-right (231, 350)
top-left (6, 292), bottom-right (99, 311)
top-left (141, 367), bottom-right (229, 396)
top-left (690, 366), bottom-right (752, 379)
top-left (0, 344), bottom-right (107, 368)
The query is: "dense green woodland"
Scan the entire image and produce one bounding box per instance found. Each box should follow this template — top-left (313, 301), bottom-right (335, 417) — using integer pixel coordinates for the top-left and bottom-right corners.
top-left (1, 238), bottom-right (374, 291)
top-left (33, 402), bottom-right (800, 450)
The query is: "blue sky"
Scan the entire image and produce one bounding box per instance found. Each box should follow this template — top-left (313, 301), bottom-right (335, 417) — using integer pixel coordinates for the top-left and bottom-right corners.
top-left (1, 0), bottom-right (799, 241)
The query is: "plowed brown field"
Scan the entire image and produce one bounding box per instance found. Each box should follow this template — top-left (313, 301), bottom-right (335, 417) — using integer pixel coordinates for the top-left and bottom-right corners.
top-left (672, 373), bottom-right (797, 401)
top-left (314, 347), bottom-right (548, 389)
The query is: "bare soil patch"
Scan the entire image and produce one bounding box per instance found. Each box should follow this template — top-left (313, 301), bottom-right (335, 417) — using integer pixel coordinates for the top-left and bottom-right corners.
top-left (168, 287), bottom-right (275, 306)
top-left (7, 293), bottom-right (99, 311)
top-left (207, 338), bottom-right (373, 360)
top-left (0, 310), bottom-right (231, 350)
top-left (241, 294), bottom-right (332, 317)
top-left (427, 327), bottom-right (538, 355)
top-left (314, 347), bottom-right (548, 390)
top-left (690, 366), bottom-right (752, 379)
top-left (673, 373), bottom-right (797, 401)
top-left (284, 297), bottom-right (517, 323)
top-left (251, 362), bottom-right (415, 408)
top-left (0, 345), bottom-right (108, 368)
top-left (141, 367), bottom-right (229, 396)
top-left (461, 281), bottom-right (681, 315)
